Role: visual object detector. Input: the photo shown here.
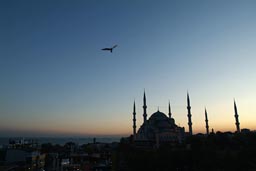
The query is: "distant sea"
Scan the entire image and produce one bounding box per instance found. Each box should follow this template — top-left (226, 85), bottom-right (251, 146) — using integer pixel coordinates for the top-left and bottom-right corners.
top-left (0, 137), bottom-right (122, 146)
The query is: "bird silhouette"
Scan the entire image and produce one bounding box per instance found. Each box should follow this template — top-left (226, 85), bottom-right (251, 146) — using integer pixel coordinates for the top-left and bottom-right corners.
top-left (101, 45), bottom-right (117, 53)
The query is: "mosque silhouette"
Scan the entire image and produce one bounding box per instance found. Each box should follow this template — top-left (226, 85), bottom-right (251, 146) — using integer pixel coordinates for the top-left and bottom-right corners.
top-left (130, 91), bottom-right (241, 148)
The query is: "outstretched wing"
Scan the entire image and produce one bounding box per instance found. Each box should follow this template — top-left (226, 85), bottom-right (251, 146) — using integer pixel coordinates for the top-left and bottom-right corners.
top-left (112, 45), bottom-right (118, 49)
top-left (102, 48), bottom-right (111, 51)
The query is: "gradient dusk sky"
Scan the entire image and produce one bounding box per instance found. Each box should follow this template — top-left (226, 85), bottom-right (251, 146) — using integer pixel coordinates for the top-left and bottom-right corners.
top-left (1, 0), bottom-right (256, 137)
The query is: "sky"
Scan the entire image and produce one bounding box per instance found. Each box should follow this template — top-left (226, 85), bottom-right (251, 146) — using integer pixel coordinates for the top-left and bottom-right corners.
top-left (1, 0), bottom-right (256, 137)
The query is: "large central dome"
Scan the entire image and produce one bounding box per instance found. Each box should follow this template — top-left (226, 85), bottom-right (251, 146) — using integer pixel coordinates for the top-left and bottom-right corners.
top-left (147, 111), bottom-right (176, 131)
top-left (136, 109), bottom-right (184, 144)
top-left (149, 111), bottom-right (168, 121)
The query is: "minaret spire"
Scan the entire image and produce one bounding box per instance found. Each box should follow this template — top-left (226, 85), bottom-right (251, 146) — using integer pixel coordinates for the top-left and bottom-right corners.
top-left (133, 100), bottom-right (136, 138)
top-left (168, 100), bottom-right (172, 118)
top-left (205, 107), bottom-right (209, 135)
top-left (234, 99), bottom-right (240, 133)
top-left (143, 90), bottom-right (147, 123)
top-left (187, 92), bottom-right (193, 135)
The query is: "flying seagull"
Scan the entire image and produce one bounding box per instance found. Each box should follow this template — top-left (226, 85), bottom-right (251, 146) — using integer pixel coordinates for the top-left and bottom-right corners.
top-left (101, 45), bottom-right (118, 53)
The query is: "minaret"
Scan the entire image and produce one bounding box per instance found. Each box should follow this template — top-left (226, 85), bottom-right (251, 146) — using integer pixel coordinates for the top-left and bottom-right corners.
top-left (168, 101), bottom-right (172, 118)
top-left (205, 108), bottom-right (209, 135)
top-left (187, 92), bottom-right (193, 135)
top-left (234, 100), bottom-right (240, 133)
top-left (133, 101), bottom-right (137, 138)
top-left (143, 90), bottom-right (147, 123)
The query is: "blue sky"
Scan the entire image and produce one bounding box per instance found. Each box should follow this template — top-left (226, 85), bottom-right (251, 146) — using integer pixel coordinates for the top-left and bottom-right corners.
top-left (1, 0), bottom-right (256, 136)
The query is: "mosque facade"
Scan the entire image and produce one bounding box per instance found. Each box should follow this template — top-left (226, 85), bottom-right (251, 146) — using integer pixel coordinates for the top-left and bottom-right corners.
top-left (132, 91), bottom-right (186, 147)
top-left (130, 91), bottom-right (242, 147)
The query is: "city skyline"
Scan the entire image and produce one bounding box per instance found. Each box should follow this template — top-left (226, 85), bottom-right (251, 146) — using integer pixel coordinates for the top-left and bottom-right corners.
top-left (1, 0), bottom-right (256, 137)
